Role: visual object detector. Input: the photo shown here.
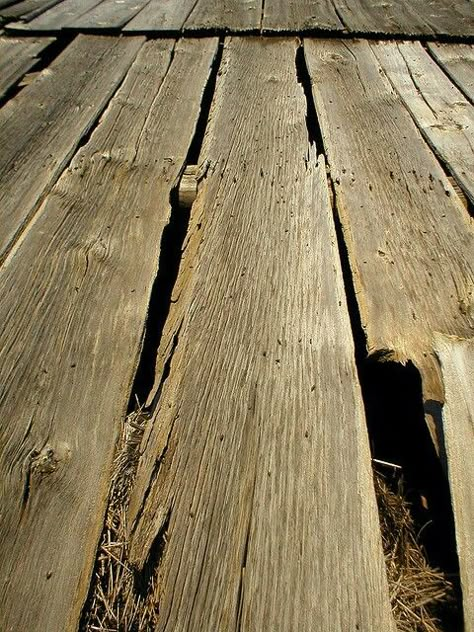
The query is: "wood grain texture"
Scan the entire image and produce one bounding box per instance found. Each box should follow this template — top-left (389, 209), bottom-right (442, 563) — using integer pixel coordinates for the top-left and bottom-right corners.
top-left (305, 39), bottom-right (474, 405)
top-left (434, 335), bottom-right (474, 632)
top-left (185, 0), bottom-right (261, 31)
top-left (0, 35), bottom-right (53, 98)
top-left (0, 37), bottom-right (217, 632)
top-left (333, 0), bottom-right (474, 36)
top-left (372, 41), bottom-right (474, 205)
top-left (127, 36), bottom-right (395, 632)
top-left (13, 0), bottom-right (103, 29)
top-left (123, 0), bottom-right (196, 32)
top-left (70, 0), bottom-right (150, 29)
top-left (0, 35), bottom-right (141, 263)
top-left (262, 0), bottom-right (344, 32)
top-left (428, 43), bottom-right (474, 104)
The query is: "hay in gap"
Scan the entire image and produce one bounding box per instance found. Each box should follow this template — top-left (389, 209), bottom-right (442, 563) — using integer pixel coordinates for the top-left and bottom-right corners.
top-left (374, 469), bottom-right (455, 632)
top-left (81, 405), bottom-right (160, 632)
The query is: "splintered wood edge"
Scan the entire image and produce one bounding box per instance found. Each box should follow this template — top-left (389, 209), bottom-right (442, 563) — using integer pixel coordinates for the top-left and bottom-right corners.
top-left (178, 165), bottom-right (198, 209)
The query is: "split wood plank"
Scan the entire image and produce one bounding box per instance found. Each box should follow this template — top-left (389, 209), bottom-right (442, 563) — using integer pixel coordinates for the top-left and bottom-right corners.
top-left (0, 35), bottom-right (53, 98)
top-left (185, 0), bottom-right (261, 32)
top-left (127, 36), bottom-right (395, 632)
top-left (434, 335), bottom-right (474, 632)
top-left (0, 37), bottom-right (217, 632)
top-left (372, 41), bottom-right (474, 206)
top-left (0, 35), bottom-right (142, 262)
top-left (0, 0), bottom-right (64, 20)
top-left (428, 43), bottom-right (474, 104)
top-left (70, 0), bottom-right (150, 29)
top-left (9, 0), bottom-right (104, 30)
top-left (333, 0), bottom-right (474, 37)
top-left (304, 39), bottom-right (474, 405)
top-left (262, 0), bottom-right (344, 32)
top-left (123, 0), bottom-right (197, 32)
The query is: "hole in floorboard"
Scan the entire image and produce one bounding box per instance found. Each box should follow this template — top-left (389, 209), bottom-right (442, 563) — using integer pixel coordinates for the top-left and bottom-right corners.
top-left (325, 174), bottom-right (463, 630)
top-left (295, 43), bottom-right (324, 151)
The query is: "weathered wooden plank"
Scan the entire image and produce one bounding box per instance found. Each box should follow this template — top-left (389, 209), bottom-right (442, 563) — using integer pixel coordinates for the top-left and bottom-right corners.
top-left (9, 0), bottom-right (103, 29)
top-left (127, 37), bottom-right (395, 632)
top-left (333, 0), bottom-right (474, 36)
top-left (0, 35), bottom-right (54, 98)
top-left (434, 335), bottom-right (474, 632)
top-left (0, 0), bottom-right (63, 20)
top-left (185, 0), bottom-right (261, 32)
top-left (262, 0), bottom-right (344, 32)
top-left (428, 43), bottom-right (474, 104)
top-left (0, 0), bottom-right (20, 10)
top-left (372, 41), bottom-right (474, 206)
top-left (0, 37), bottom-right (217, 632)
top-left (0, 35), bottom-right (142, 262)
top-left (123, 0), bottom-right (196, 32)
top-left (70, 0), bottom-right (150, 29)
top-left (305, 39), bottom-right (474, 409)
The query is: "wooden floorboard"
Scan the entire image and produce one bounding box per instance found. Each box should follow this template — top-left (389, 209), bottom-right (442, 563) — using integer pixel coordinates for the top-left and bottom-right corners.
top-left (12, 0), bottom-right (103, 30)
top-left (70, 0), bottom-right (150, 29)
top-left (434, 335), bottom-right (474, 632)
top-left (123, 0), bottom-right (197, 32)
top-left (0, 37), bottom-right (217, 632)
top-left (334, 0), bottom-right (474, 36)
top-left (262, 0), bottom-right (344, 32)
top-left (185, 0), bottom-right (261, 32)
top-left (372, 41), bottom-right (474, 205)
top-left (0, 35), bottom-right (54, 98)
top-left (127, 36), bottom-right (395, 632)
top-left (0, 35), bottom-right (141, 263)
top-left (305, 37), bottom-right (474, 413)
top-left (428, 43), bottom-right (474, 104)
top-left (0, 0), bottom-right (63, 20)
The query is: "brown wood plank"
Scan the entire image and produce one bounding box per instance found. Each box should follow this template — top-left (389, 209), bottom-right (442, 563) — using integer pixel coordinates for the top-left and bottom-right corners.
top-left (0, 35), bottom-right (54, 98)
top-left (9, 0), bottom-right (104, 29)
top-left (333, 0), bottom-right (474, 36)
top-left (0, 37), bottom-right (217, 632)
top-left (305, 38), bottom-right (474, 409)
top-left (70, 0), bottom-right (150, 29)
top-left (185, 0), bottom-right (261, 31)
top-left (428, 43), bottom-right (474, 104)
top-left (0, 35), bottom-right (142, 263)
top-left (434, 335), bottom-right (474, 632)
top-left (262, 0), bottom-right (344, 32)
top-left (123, 0), bottom-right (196, 32)
top-left (127, 36), bottom-right (395, 632)
top-left (0, 0), bottom-right (64, 20)
top-left (372, 41), bottom-right (474, 206)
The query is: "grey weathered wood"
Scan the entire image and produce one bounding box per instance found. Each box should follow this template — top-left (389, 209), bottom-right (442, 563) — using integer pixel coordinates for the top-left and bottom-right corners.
top-left (262, 0), bottom-right (344, 32)
top-left (372, 41), bottom-right (474, 206)
top-left (10, 0), bottom-right (103, 29)
top-left (434, 335), bottom-right (474, 632)
top-left (333, 0), bottom-right (474, 36)
top-left (0, 0), bottom-right (19, 10)
top-left (0, 35), bottom-right (142, 262)
top-left (70, 0), bottom-right (150, 29)
top-left (0, 35), bottom-right (53, 98)
top-left (305, 39), bottom-right (474, 419)
top-left (0, 0), bottom-right (64, 20)
top-left (185, 0), bottom-right (261, 31)
top-left (0, 37), bottom-right (217, 632)
top-left (123, 0), bottom-right (196, 32)
top-left (127, 37), bottom-right (395, 632)
top-left (428, 43), bottom-right (474, 104)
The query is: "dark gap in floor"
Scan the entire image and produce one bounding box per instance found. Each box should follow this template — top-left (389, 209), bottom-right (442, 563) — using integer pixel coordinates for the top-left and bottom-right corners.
top-left (0, 33), bottom-right (73, 107)
top-left (295, 42), bottom-right (324, 152)
top-left (130, 38), bottom-right (224, 408)
top-left (259, 0), bottom-right (266, 31)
